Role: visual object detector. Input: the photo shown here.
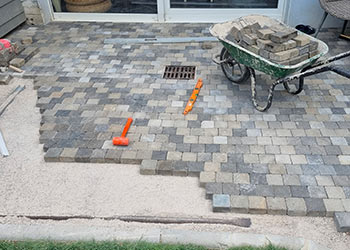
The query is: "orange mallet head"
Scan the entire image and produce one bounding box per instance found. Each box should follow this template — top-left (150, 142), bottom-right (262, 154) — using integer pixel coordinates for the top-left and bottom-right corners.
top-left (113, 117), bottom-right (133, 146)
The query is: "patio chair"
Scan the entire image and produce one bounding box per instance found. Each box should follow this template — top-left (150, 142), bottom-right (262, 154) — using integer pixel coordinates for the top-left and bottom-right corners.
top-left (315, 0), bottom-right (350, 40)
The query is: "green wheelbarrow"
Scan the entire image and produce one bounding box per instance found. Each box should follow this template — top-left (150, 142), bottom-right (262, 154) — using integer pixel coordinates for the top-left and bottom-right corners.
top-left (210, 15), bottom-right (350, 112)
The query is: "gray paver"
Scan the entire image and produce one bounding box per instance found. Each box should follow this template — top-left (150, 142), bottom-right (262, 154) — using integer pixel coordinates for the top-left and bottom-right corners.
top-left (213, 194), bottom-right (230, 212)
top-left (286, 198), bottom-right (307, 216)
top-left (140, 160), bottom-right (157, 175)
top-left (305, 198), bottom-right (326, 216)
top-left (334, 212), bottom-right (350, 232)
top-left (266, 197), bottom-right (287, 215)
top-left (9, 22), bottom-right (350, 218)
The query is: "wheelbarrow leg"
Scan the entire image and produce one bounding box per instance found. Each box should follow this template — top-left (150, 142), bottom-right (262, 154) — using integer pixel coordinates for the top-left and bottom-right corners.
top-left (249, 68), bottom-right (278, 112)
top-left (282, 67), bottom-right (309, 95)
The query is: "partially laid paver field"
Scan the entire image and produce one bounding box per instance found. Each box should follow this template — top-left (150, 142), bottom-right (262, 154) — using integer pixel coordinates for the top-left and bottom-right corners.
top-left (6, 22), bottom-right (350, 216)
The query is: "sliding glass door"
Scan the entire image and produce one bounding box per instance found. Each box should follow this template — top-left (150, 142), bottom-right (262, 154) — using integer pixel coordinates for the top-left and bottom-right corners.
top-left (46, 0), bottom-right (286, 23)
top-left (164, 0), bottom-right (285, 22)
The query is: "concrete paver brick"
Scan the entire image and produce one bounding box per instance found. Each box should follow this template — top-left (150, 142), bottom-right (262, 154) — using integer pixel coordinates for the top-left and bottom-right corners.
top-left (199, 172), bottom-right (216, 187)
top-left (325, 186), bottom-right (346, 199)
top-left (213, 194), bottom-right (230, 212)
top-left (234, 173), bottom-right (250, 184)
top-left (267, 197), bottom-right (287, 215)
top-left (316, 176), bottom-right (334, 186)
top-left (286, 198), bottom-right (307, 216)
top-left (216, 172), bottom-right (233, 183)
top-left (266, 174), bottom-right (283, 185)
top-left (324, 199), bottom-right (345, 216)
top-left (140, 160), bottom-right (157, 175)
top-left (248, 196), bottom-right (267, 214)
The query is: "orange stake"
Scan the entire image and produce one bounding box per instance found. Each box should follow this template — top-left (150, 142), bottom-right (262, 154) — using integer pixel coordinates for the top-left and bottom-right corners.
top-left (183, 78), bottom-right (203, 115)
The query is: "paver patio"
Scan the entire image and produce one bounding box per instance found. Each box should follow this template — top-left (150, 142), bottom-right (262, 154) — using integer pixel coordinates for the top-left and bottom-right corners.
top-left (5, 22), bottom-right (350, 216)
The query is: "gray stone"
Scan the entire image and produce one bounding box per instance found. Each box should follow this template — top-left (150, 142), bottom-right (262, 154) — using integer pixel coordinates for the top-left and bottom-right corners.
top-left (10, 58), bottom-right (25, 68)
top-left (305, 198), bottom-right (326, 216)
top-left (267, 197), bottom-right (287, 215)
top-left (44, 148), bottom-right (62, 162)
top-left (334, 212), bottom-right (350, 232)
top-left (308, 186), bottom-right (327, 199)
top-left (205, 183), bottom-right (223, 199)
top-left (213, 194), bottom-right (230, 212)
top-left (222, 183), bottom-right (239, 195)
top-left (140, 160), bottom-right (157, 175)
top-left (286, 198), bottom-right (307, 216)
top-left (0, 75), bottom-right (12, 85)
top-left (291, 186), bottom-right (310, 198)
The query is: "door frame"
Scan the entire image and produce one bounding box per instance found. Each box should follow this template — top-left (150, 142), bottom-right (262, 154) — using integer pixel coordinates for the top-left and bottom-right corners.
top-left (39, 0), bottom-right (289, 24)
top-left (163, 0), bottom-right (288, 22)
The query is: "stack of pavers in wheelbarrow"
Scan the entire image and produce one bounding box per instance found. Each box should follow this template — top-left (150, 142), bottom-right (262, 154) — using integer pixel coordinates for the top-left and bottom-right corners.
top-left (226, 19), bottom-right (319, 65)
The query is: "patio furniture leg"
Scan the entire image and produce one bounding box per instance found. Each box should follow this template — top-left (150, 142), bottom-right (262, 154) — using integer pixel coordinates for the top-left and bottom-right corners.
top-left (315, 11), bottom-right (328, 37)
top-left (249, 68), bottom-right (278, 112)
top-left (339, 20), bottom-right (350, 40)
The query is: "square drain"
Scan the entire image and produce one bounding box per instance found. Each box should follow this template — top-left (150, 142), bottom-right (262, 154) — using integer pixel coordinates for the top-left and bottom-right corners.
top-left (163, 65), bottom-right (196, 80)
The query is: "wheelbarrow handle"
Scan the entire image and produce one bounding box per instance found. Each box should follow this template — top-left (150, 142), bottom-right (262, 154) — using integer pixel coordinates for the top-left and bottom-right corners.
top-left (330, 66), bottom-right (350, 79)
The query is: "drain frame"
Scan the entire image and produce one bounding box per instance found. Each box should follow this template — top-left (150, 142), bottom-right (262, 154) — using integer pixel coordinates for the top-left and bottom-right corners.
top-left (163, 65), bottom-right (196, 80)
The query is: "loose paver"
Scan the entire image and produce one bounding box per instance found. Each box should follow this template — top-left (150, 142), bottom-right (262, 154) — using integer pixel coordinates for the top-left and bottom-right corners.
top-left (5, 23), bottom-right (350, 217)
top-left (334, 212), bottom-right (350, 232)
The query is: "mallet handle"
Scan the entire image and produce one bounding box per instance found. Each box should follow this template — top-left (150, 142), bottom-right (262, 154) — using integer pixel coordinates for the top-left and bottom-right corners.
top-left (121, 118), bottom-right (133, 138)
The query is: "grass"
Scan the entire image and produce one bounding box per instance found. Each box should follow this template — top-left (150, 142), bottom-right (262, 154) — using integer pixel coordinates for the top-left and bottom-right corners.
top-left (0, 241), bottom-right (289, 250)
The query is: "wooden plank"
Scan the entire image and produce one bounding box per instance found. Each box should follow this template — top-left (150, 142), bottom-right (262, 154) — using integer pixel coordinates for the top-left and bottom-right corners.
top-left (0, 0), bottom-right (14, 9)
top-left (0, 130), bottom-right (9, 157)
top-left (0, 12), bottom-right (26, 38)
top-left (0, 85), bottom-right (25, 117)
top-left (0, 0), bottom-right (25, 27)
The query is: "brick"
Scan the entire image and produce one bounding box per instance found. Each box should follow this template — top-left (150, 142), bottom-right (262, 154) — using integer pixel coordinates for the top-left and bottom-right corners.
top-left (205, 183), bottom-right (222, 199)
top-left (216, 172), bottom-right (233, 183)
top-left (213, 194), bottom-right (230, 212)
top-left (230, 195), bottom-right (249, 213)
top-left (157, 161), bottom-right (173, 176)
top-left (316, 175), bottom-right (334, 186)
top-left (44, 148), bottom-right (62, 162)
top-left (223, 183), bottom-right (239, 195)
top-left (305, 198), bottom-right (326, 216)
top-left (289, 53), bottom-right (308, 65)
top-left (286, 198), bottom-right (307, 216)
top-left (21, 37), bottom-right (33, 45)
top-left (173, 161), bottom-right (188, 176)
top-left (324, 199), bottom-right (344, 216)
top-left (10, 58), bottom-right (25, 68)
top-left (242, 33), bottom-right (258, 45)
top-left (248, 196), bottom-right (267, 214)
top-left (267, 197), bottom-right (287, 215)
top-left (283, 40), bottom-right (297, 50)
top-left (266, 174), bottom-right (283, 185)
top-left (199, 172), bottom-right (216, 186)
top-left (233, 173), bottom-right (250, 184)
top-left (140, 160), bottom-right (157, 175)
top-left (270, 29), bottom-right (297, 43)
top-left (334, 212), bottom-right (350, 232)
top-left (293, 34), bottom-right (311, 46)
top-left (256, 29), bottom-right (275, 40)
top-left (308, 186), bottom-right (327, 198)
top-left (270, 48), bottom-right (299, 62)
top-left (213, 136), bottom-right (227, 144)
top-left (0, 75), bottom-right (12, 85)
top-left (343, 199), bottom-right (350, 212)
top-left (283, 175), bottom-right (301, 185)
top-left (325, 186), bottom-right (346, 199)
top-left (291, 186), bottom-right (310, 198)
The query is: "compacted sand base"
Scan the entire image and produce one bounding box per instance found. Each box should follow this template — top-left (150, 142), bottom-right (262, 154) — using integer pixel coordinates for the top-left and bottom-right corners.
top-left (0, 78), bottom-right (349, 250)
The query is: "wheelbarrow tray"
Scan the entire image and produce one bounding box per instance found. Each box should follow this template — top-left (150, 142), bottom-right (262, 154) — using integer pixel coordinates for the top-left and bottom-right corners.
top-left (209, 15), bottom-right (329, 78)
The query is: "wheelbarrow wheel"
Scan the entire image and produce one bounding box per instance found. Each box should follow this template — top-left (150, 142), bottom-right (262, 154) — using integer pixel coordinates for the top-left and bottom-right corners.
top-left (220, 47), bottom-right (250, 84)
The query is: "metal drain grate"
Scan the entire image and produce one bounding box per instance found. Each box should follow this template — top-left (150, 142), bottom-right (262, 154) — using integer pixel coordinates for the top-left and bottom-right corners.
top-left (163, 65), bottom-right (196, 80)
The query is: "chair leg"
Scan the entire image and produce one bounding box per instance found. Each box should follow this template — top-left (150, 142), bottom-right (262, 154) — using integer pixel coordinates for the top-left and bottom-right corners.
top-left (315, 12), bottom-right (328, 37)
top-left (339, 20), bottom-right (350, 40)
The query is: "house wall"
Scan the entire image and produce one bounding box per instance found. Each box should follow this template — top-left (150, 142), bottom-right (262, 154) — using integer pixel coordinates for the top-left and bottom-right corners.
top-left (286, 0), bottom-right (343, 29)
top-left (21, 0), bottom-right (345, 29)
top-left (21, 0), bottom-right (44, 24)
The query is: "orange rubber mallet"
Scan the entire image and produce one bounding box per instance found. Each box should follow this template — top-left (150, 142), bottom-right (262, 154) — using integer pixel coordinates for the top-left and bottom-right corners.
top-left (183, 78), bottom-right (203, 115)
top-left (113, 117), bottom-right (133, 146)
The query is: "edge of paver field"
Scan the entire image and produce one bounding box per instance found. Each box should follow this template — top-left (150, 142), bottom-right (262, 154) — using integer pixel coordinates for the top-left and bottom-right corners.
top-left (0, 223), bottom-right (329, 250)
